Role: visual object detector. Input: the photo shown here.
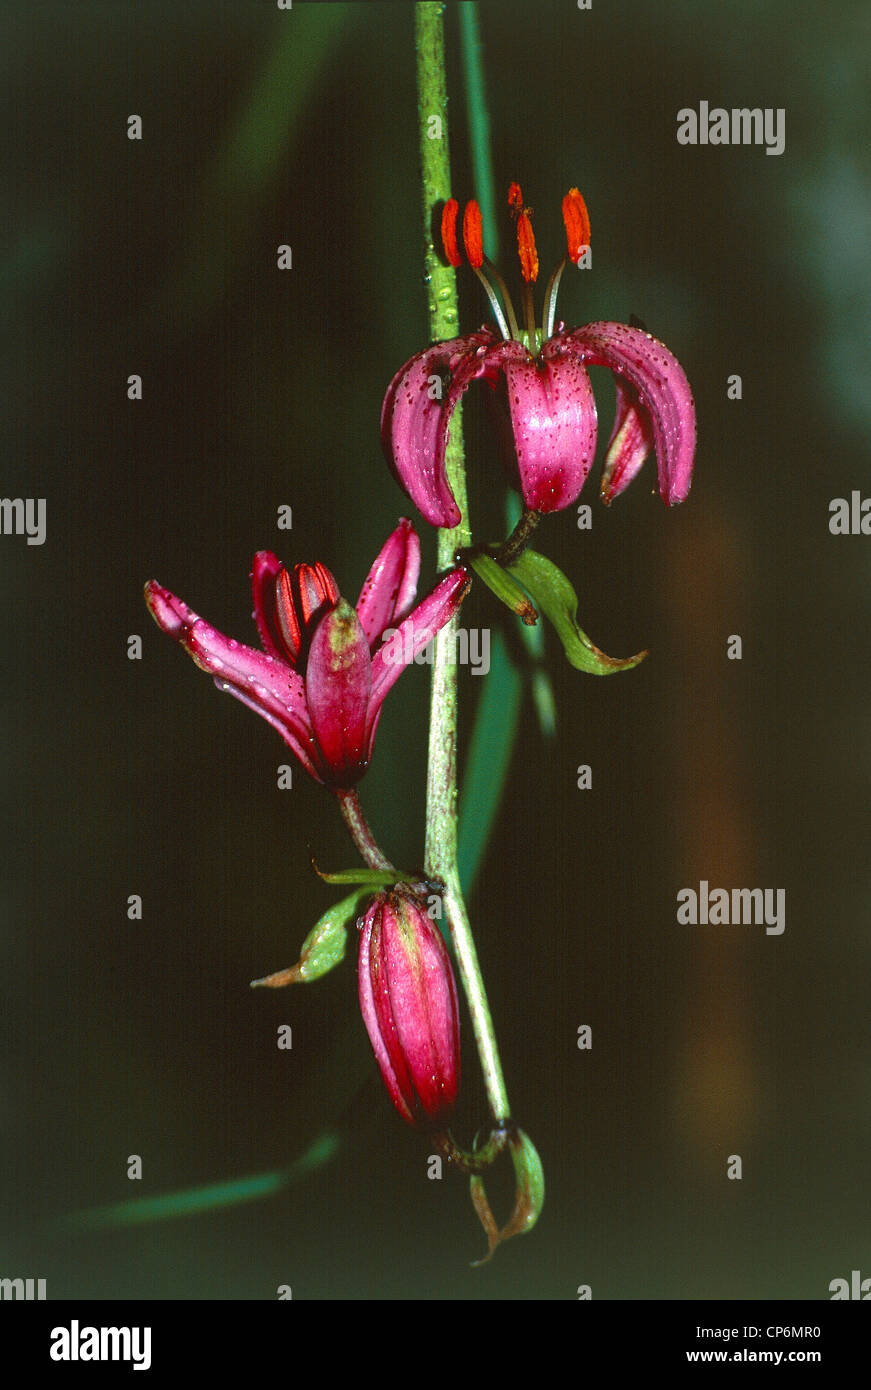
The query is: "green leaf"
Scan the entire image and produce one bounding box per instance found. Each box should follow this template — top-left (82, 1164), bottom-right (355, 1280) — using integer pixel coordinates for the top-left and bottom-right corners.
top-left (507, 550), bottom-right (647, 675)
top-left (458, 630), bottom-right (522, 892)
top-left (469, 1127), bottom-right (545, 1265)
top-left (249, 888), bottom-right (370, 988)
top-left (163, 6), bottom-right (362, 317)
top-left (530, 669), bottom-right (557, 738)
top-left (504, 493), bottom-right (556, 735)
top-left (57, 1132), bottom-right (341, 1230)
top-left (467, 552), bottom-right (538, 625)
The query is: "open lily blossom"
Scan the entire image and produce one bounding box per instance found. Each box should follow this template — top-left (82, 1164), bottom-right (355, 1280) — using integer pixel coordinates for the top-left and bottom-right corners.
top-left (381, 183), bottom-right (696, 527)
top-left (144, 520), bottom-right (469, 789)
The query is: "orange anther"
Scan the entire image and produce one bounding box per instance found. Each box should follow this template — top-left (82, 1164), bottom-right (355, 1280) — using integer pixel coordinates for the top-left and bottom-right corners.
top-left (561, 187), bottom-right (591, 265)
top-left (508, 182), bottom-right (524, 215)
top-left (462, 200), bottom-right (484, 268)
top-left (440, 198), bottom-right (461, 267)
top-left (516, 211), bottom-right (539, 284)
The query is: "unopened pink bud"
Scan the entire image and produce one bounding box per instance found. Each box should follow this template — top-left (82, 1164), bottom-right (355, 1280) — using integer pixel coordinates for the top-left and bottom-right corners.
top-left (358, 888), bottom-right (460, 1127)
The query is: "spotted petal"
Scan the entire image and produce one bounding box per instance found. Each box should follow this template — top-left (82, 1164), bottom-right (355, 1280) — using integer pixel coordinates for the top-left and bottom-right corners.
top-left (144, 579), bottom-right (321, 781)
top-left (499, 349), bottom-right (598, 512)
top-left (599, 379), bottom-right (656, 503)
top-left (557, 322), bottom-right (696, 505)
top-left (380, 330), bottom-right (498, 528)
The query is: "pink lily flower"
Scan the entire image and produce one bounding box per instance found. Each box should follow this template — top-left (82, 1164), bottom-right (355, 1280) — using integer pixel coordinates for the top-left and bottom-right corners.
top-left (144, 520), bottom-right (469, 789)
top-left (381, 184), bottom-right (696, 527)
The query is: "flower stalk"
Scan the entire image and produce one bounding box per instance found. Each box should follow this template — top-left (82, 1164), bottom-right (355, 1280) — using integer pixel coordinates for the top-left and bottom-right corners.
top-left (335, 788), bottom-right (394, 874)
top-left (415, 0), bottom-right (511, 1128)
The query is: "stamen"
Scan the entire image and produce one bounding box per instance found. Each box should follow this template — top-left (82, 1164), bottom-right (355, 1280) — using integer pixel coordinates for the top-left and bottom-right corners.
top-left (442, 194), bottom-right (517, 341)
top-left (516, 212), bottom-right (539, 285)
top-left (472, 263), bottom-right (514, 342)
top-left (478, 258), bottom-right (521, 343)
top-left (440, 198), bottom-right (461, 267)
top-left (508, 182), bottom-right (524, 215)
top-left (542, 258), bottom-right (567, 342)
top-left (464, 201), bottom-right (516, 341)
top-left (462, 200), bottom-right (484, 269)
top-left (561, 187), bottom-right (591, 265)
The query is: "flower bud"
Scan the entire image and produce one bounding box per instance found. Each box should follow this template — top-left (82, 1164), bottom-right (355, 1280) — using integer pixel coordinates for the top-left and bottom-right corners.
top-left (358, 888), bottom-right (460, 1126)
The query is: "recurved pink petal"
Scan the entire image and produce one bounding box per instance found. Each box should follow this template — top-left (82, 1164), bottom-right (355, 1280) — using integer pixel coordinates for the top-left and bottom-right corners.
top-left (305, 599), bottom-right (372, 786)
top-left (501, 348), bottom-right (598, 512)
top-left (210, 677), bottom-right (321, 783)
top-left (355, 518), bottom-right (421, 647)
top-left (144, 580), bottom-right (200, 636)
top-left (599, 379), bottom-right (656, 503)
top-left (560, 322), bottom-right (696, 505)
top-left (145, 578), bottom-right (321, 780)
top-left (380, 331), bottom-right (499, 528)
top-left (367, 568), bottom-right (470, 744)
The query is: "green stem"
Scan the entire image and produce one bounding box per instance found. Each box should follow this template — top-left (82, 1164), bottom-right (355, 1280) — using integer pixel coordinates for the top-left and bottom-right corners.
top-left (415, 1), bottom-right (510, 1124)
top-left (495, 505), bottom-right (541, 566)
top-left (433, 1123), bottom-right (511, 1174)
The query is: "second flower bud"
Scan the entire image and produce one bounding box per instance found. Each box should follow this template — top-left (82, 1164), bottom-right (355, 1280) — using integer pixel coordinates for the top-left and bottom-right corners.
top-left (358, 887), bottom-right (460, 1128)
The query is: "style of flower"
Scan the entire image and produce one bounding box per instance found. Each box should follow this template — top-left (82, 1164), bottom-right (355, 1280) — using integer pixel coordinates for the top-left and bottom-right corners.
top-left (358, 886), bottom-right (460, 1127)
top-left (144, 520), bottom-right (469, 789)
top-left (381, 184), bottom-right (696, 527)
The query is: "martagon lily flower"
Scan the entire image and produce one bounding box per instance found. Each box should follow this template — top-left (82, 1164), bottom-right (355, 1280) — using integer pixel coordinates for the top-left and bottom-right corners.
top-left (144, 520), bottom-right (469, 789)
top-left (381, 184), bottom-right (696, 527)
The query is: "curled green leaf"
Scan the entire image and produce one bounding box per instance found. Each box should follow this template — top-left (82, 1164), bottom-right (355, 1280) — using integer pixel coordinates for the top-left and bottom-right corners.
top-left (250, 887), bottom-right (370, 988)
top-left (507, 549), bottom-right (647, 675)
top-left (469, 1127), bottom-right (545, 1264)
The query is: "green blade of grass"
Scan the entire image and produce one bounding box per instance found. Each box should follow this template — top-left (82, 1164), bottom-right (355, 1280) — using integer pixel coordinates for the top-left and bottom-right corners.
top-left (457, 629), bottom-right (522, 892)
top-left (56, 1131), bottom-right (341, 1231)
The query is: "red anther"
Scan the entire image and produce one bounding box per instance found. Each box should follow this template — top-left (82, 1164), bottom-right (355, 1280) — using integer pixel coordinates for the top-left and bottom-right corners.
top-left (440, 198), bottom-right (461, 267)
top-left (516, 211), bottom-right (539, 284)
top-left (562, 187), bottom-right (591, 265)
top-left (508, 182), bottom-right (524, 215)
top-left (462, 200), bottom-right (484, 268)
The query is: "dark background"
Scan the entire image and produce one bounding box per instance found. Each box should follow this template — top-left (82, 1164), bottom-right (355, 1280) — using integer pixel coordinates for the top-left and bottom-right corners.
top-left (2, 0), bottom-right (869, 1298)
